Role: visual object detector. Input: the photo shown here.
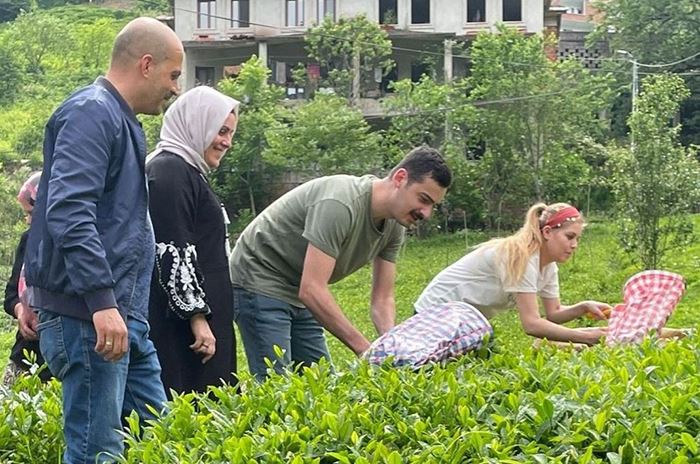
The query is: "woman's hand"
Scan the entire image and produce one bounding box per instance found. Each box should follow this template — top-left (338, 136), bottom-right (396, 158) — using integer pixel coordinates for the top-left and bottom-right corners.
top-left (189, 314), bottom-right (216, 364)
top-left (16, 303), bottom-right (38, 340)
top-left (578, 326), bottom-right (608, 345)
top-left (579, 301), bottom-right (612, 320)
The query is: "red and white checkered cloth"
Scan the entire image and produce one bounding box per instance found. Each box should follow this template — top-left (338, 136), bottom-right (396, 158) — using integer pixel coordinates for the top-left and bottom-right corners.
top-left (365, 302), bottom-right (493, 368)
top-left (607, 270), bottom-right (685, 345)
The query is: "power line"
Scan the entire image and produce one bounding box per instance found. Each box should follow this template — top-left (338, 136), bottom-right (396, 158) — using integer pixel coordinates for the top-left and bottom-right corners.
top-left (634, 51), bottom-right (700, 69)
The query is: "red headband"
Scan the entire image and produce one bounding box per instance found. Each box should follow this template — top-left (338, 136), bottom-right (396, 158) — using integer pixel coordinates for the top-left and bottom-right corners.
top-left (543, 206), bottom-right (580, 228)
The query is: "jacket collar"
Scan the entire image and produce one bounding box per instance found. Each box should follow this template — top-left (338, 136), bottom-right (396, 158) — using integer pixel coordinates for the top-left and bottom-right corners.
top-left (94, 76), bottom-right (140, 126)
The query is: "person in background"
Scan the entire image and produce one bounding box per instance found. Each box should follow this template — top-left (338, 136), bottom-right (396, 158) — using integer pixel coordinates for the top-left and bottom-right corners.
top-left (415, 203), bottom-right (610, 345)
top-left (22, 17), bottom-right (183, 463)
top-left (2, 171), bottom-right (52, 384)
top-left (146, 86), bottom-right (239, 396)
top-left (230, 146), bottom-right (452, 380)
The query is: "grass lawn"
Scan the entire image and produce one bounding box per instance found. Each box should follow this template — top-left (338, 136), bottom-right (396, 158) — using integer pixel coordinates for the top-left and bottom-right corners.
top-left (322, 218), bottom-right (700, 369)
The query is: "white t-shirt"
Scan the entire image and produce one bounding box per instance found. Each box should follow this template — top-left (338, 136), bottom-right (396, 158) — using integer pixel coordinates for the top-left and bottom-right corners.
top-left (414, 245), bottom-right (560, 320)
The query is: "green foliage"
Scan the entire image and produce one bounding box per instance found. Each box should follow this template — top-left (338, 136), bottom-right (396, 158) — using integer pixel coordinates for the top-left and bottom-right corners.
top-left (0, 6), bottom-right (135, 166)
top-left (476, 148), bottom-right (534, 230)
top-left (134, 0), bottom-right (170, 15)
top-left (0, 103), bottom-right (53, 166)
top-left (2, 11), bottom-right (70, 75)
top-left (609, 74), bottom-right (700, 269)
top-left (439, 146), bottom-right (486, 227)
top-left (214, 57), bottom-right (286, 216)
top-left (265, 94), bottom-right (382, 177)
top-left (73, 17), bottom-right (120, 74)
top-left (541, 148), bottom-right (592, 206)
top-left (217, 55), bottom-right (284, 110)
top-left (0, 47), bottom-right (22, 105)
top-left (590, 0), bottom-right (700, 146)
top-left (0, 373), bottom-right (63, 462)
top-left (3, 222), bottom-right (700, 461)
top-left (304, 15), bottom-right (394, 98)
top-left (591, 0), bottom-right (699, 65)
top-left (383, 76), bottom-right (468, 154)
top-left (382, 77), bottom-right (484, 226)
top-left (465, 26), bottom-right (615, 225)
top-left (112, 337), bottom-right (700, 462)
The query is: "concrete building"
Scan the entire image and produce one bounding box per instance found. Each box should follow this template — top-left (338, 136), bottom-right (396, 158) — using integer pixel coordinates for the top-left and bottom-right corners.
top-left (174, 0), bottom-right (545, 92)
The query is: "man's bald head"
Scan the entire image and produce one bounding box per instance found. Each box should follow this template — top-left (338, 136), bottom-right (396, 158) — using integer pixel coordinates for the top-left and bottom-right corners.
top-left (106, 17), bottom-right (184, 115)
top-left (110, 17), bottom-right (182, 69)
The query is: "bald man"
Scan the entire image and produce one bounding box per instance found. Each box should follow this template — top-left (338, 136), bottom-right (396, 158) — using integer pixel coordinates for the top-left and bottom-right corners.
top-left (23, 17), bottom-right (183, 463)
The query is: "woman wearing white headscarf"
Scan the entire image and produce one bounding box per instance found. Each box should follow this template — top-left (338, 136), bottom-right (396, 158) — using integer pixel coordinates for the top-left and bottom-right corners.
top-left (146, 86), bottom-right (240, 395)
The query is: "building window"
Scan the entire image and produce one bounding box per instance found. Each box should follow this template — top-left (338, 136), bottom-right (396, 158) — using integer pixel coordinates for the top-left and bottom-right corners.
top-left (466, 0), bottom-right (485, 22)
top-left (195, 66), bottom-right (216, 87)
top-left (317, 0), bottom-right (335, 22)
top-left (502, 0), bottom-right (521, 21)
top-left (411, 0), bottom-right (429, 24)
top-left (380, 65), bottom-right (397, 94)
top-left (231, 0), bottom-right (250, 27)
top-left (411, 61), bottom-right (430, 82)
top-left (379, 0), bottom-right (397, 25)
top-left (286, 0), bottom-right (304, 26)
top-left (197, 0), bottom-right (216, 28)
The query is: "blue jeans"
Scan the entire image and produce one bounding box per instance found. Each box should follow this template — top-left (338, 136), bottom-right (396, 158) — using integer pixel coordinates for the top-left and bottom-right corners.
top-left (233, 287), bottom-right (331, 381)
top-left (37, 311), bottom-right (166, 464)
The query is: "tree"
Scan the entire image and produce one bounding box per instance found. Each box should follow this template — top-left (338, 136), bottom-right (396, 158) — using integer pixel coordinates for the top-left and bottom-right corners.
top-left (465, 26), bottom-right (614, 225)
top-left (383, 76), bottom-right (485, 227)
top-left (591, 0), bottom-right (700, 145)
top-left (591, 0), bottom-right (699, 64)
top-left (3, 11), bottom-right (70, 75)
top-left (0, 47), bottom-right (22, 105)
top-left (73, 17), bottom-right (119, 73)
top-left (265, 94), bottom-right (382, 177)
top-left (383, 76), bottom-right (468, 156)
top-left (302, 15), bottom-right (394, 99)
top-left (215, 56), bottom-right (285, 218)
top-left (609, 74), bottom-right (700, 269)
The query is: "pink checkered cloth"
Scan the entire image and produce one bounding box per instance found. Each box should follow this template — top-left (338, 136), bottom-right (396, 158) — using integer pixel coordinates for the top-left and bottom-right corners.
top-left (365, 302), bottom-right (493, 367)
top-left (607, 270), bottom-right (685, 345)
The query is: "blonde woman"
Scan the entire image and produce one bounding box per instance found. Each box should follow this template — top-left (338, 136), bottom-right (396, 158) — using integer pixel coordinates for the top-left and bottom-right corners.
top-left (415, 203), bottom-right (609, 345)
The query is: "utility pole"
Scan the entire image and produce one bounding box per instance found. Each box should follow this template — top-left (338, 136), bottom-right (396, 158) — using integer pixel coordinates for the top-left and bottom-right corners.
top-left (616, 50), bottom-right (639, 110)
top-left (352, 44), bottom-right (361, 107)
top-left (444, 39), bottom-right (454, 144)
top-left (443, 39), bottom-right (453, 83)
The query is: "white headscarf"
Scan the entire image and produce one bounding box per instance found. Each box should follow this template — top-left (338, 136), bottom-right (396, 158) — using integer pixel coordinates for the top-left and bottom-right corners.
top-left (146, 86), bottom-right (241, 175)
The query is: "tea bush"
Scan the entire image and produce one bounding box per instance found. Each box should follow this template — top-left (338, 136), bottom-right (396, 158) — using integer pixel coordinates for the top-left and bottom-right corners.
top-left (119, 338), bottom-right (700, 463)
top-left (1, 220), bottom-right (700, 462)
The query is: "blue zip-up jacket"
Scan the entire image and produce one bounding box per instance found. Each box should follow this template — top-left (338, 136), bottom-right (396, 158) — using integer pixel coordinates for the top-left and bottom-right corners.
top-left (25, 77), bottom-right (151, 321)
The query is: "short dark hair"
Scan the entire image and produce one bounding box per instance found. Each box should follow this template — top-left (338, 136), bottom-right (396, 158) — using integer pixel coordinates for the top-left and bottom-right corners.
top-left (390, 145), bottom-right (452, 188)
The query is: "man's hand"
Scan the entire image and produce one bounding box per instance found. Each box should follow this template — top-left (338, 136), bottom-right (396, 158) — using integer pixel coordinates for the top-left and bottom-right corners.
top-left (189, 314), bottom-right (216, 364)
top-left (15, 303), bottom-right (38, 340)
top-left (93, 308), bottom-right (128, 361)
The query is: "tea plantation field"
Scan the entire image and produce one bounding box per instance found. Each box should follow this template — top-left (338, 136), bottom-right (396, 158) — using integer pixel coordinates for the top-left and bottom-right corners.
top-left (2, 220), bottom-right (700, 463)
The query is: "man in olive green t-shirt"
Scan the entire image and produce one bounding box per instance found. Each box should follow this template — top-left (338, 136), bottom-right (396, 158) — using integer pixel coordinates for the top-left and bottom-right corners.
top-left (230, 146), bottom-right (452, 380)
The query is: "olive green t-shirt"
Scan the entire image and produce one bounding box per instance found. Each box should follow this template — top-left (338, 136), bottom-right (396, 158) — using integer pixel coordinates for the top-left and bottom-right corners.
top-left (229, 175), bottom-right (405, 307)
